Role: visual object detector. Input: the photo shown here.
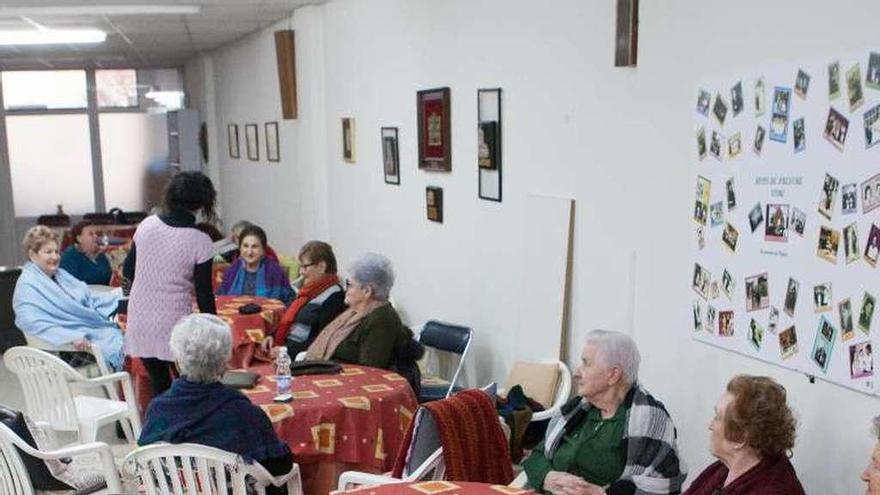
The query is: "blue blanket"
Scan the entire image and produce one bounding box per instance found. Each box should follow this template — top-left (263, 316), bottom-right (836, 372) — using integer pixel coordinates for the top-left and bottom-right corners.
top-left (13, 262), bottom-right (124, 371)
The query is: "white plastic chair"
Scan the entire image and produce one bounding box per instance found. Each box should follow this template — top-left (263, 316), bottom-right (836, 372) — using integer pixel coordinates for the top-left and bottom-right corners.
top-left (22, 333), bottom-right (119, 401)
top-left (3, 346), bottom-right (141, 444)
top-left (337, 446), bottom-right (445, 491)
top-left (123, 443), bottom-right (303, 495)
top-left (529, 360), bottom-right (572, 422)
top-left (0, 422), bottom-right (122, 495)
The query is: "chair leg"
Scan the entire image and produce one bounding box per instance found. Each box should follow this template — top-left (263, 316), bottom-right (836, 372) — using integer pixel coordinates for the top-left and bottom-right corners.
top-left (120, 418), bottom-right (137, 444)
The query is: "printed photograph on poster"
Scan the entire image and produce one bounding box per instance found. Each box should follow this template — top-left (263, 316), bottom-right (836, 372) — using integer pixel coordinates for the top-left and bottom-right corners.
top-left (823, 107), bottom-right (849, 151)
top-left (693, 301), bottom-right (702, 332)
top-left (839, 298), bottom-right (855, 341)
top-left (865, 104), bottom-right (880, 149)
top-left (817, 226), bottom-right (840, 264)
top-left (710, 202), bottom-right (724, 227)
top-left (818, 173), bottom-right (840, 220)
top-left (749, 319), bottom-right (764, 351)
top-left (694, 175), bottom-right (711, 225)
top-left (867, 52), bottom-right (880, 90)
top-left (811, 316), bottom-right (837, 374)
top-left (754, 78), bottom-right (766, 116)
top-left (754, 125), bottom-right (766, 154)
top-left (697, 127), bottom-right (707, 160)
top-left (847, 63), bottom-right (864, 112)
top-left (710, 281), bottom-right (720, 299)
top-left (791, 207), bottom-right (806, 236)
top-left (770, 86), bottom-right (791, 142)
top-left (813, 282), bottom-right (832, 312)
top-left (710, 130), bottom-right (723, 160)
top-left (784, 277), bottom-right (799, 317)
top-left (692, 263), bottom-right (711, 299)
top-left (828, 61), bottom-right (841, 100)
top-left (793, 118), bottom-right (806, 153)
top-left (478, 120), bottom-right (500, 170)
top-left (713, 92), bottom-right (728, 126)
top-left (719, 310), bottom-right (734, 337)
top-left (748, 203), bottom-right (764, 233)
top-left (765, 204), bottom-right (789, 242)
top-left (745, 273), bottom-right (769, 312)
top-left (696, 226), bottom-right (705, 250)
top-left (865, 223), bottom-right (880, 267)
top-left (779, 326), bottom-right (798, 360)
top-left (863, 173), bottom-right (880, 214)
top-left (842, 183), bottom-right (857, 214)
top-left (844, 223), bottom-right (860, 264)
top-left (850, 342), bottom-right (873, 380)
top-left (697, 89), bottom-right (711, 116)
top-left (722, 268), bottom-right (735, 299)
top-left (794, 69), bottom-right (810, 99)
top-left (726, 177), bottom-right (737, 210)
top-left (731, 81), bottom-right (744, 117)
top-left (722, 222), bottom-right (739, 252)
top-left (707, 305), bottom-right (717, 333)
top-left (768, 306), bottom-right (780, 334)
top-left (859, 292), bottom-right (876, 333)
top-left (728, 133), bottom-right (742, 158)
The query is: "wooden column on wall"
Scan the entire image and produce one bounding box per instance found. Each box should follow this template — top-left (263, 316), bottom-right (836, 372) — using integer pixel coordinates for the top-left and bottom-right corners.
top-left (274, 30), bottom-right (298, 119)
top-left (614, 0), bottom-right (638, 67)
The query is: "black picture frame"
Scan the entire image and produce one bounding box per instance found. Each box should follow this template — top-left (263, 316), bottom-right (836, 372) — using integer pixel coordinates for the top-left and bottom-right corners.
top-left (245, 124), bottom-right (259, 161)
top-left (478, 88), bottom-right (502, 201)
top-left (227, 124), bottom-right (240, 159)
top-left (265, 122), bottom-right (279, 162)
top-left (417, 87), bottom-right (451, 171)
top-left (381, 127), bottom-right (400, 185)
top-left (426, 186), bottom-right (443, 223)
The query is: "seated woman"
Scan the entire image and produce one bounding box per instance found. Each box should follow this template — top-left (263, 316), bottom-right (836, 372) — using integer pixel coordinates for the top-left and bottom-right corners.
top-left (13, 225), bottom-right (124, 371)
top-left (685, 375), bottom-right (804, 495)
top-left (59, 220), bottom-right (112, 285)
top-left (305, 253), bottom-right (422, 389)
top-left (864, 416), bottom-right (880, 494)
top-left (523, 330), bottom-right (685, 495)
top-left (221, 220), bottom-right (279, 263)
top-left (266, 241), bottom-right (346, 357)
top-left (216, 224), bottom-right (293, 304)
top-left (139, 313), bottom-right (293, 491)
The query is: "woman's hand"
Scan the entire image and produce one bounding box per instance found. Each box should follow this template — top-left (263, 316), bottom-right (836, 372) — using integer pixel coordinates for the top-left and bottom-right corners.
top-left (72, 339), bottom-right (92, 352)
top-left (543, 471), bottom-right (594, 495)
top-left (260, 336), bottom-right (274, 354)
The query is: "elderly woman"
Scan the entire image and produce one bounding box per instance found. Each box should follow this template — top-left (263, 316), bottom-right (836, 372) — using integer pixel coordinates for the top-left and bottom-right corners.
top-left (864, 416), bottom-right (880, 494)
top-left (139, 314), bottom-right (293, 489)
top-left (217, 225), bottom-right (293, 304)
top-left (59, 220), bottom-right (112, 285)
top-left (13, 226), bottom-right (124, 371)
top-left (523, 330), bottom-right (685, 495)
top-left (684, 375), bottom-right (804, 495)
top-left (267, 240), bottom-right (345, 357)
top-left (221, 220), bottom-right (279, 263)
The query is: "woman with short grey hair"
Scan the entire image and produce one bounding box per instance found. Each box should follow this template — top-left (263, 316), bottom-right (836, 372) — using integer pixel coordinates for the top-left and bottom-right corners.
top-left (347, 252), bottom-right (395, 301)
top-left (139, 314), bottom-right (293, 490)
top-left (523, 330), bottom-right (686, 495)
top-left (862, 415), bottom-right (880, 494)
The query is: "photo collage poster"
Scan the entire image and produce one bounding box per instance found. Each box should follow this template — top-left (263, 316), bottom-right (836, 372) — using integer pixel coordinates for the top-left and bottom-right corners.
top-left (690, 48), bottom-right (880, 395)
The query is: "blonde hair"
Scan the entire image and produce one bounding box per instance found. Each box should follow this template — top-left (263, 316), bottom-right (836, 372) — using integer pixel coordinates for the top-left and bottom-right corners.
top-left (22, 225), bottom-right (58, 255)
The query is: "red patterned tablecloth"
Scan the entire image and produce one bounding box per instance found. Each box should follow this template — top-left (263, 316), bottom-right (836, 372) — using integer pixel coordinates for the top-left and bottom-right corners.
top-left (333, 481), bottom-right (536, 495)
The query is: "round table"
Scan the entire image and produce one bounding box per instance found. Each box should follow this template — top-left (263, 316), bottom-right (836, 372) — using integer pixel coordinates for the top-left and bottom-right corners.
top-left (334, 481), bottom-right (536, 495)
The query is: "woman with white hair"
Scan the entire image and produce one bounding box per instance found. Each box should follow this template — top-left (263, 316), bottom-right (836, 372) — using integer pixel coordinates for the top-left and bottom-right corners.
top-left (864, 415), bottom-right (880, 494)
top-left (139, 314), bottom-right (293, 484)
top-left (523, 330), bottom-right (686, 495)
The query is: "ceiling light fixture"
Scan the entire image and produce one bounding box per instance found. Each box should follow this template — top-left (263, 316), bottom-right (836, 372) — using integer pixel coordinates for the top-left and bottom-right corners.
top-left (0, 5), bottom-right (201, 17)
top-left (0, 27), bottom-right (106, 46)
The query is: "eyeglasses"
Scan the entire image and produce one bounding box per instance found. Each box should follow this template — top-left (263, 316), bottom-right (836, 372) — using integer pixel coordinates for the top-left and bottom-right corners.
top-left (300, 262), bottom-right (315, 269)
top-left (344, 279), bottom-right (364, 290)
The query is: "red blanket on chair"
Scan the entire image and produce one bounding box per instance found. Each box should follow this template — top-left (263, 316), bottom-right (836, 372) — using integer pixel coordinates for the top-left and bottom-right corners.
top-left (392, 389), bottom-right (514, 484)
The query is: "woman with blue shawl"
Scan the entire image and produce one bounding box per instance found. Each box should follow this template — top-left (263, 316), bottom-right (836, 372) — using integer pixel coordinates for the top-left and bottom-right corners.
top-left (216, 224), bottom-right (293, 304)
top-left (13, 226), bottom-right (124, 371)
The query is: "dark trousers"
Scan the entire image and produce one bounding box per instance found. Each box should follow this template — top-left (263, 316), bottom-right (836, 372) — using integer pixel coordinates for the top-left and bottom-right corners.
top-left (140, 357), bottom-right (177, 398)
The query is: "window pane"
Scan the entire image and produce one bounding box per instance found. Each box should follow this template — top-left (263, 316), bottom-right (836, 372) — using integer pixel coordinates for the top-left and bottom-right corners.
top-left (100, 113), bottom-right (169, 211)
top-left (2, 70), bottom-right (87, 110)
top-left (96, 69), bottom-right (138, 108)
top-left (7, 114), bottom-right (94, 216)
top-left (139, 68), bottom-right (184, 111)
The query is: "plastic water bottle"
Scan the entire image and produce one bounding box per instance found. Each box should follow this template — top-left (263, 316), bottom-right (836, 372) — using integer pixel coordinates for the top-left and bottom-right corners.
top-left (275, 347), bottom-right (292, 400)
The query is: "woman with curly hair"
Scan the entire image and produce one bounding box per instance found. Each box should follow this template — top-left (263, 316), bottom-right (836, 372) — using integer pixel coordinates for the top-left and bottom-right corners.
top-left (684, 375), bottom-right (805, 494)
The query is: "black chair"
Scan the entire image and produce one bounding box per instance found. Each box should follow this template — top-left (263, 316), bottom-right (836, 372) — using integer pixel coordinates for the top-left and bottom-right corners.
top-left (418, 320), bottom-right (472, 403)
top-left (36, 215), bottom-right (69, 227)
top-left (0, 267), bottom-right (25, 354)
top-left (82, 212), bottom-right (115, 225)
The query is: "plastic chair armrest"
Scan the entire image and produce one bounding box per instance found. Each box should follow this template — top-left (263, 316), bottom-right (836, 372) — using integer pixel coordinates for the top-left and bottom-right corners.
top-left (337, 471), bottom-right (401, 491)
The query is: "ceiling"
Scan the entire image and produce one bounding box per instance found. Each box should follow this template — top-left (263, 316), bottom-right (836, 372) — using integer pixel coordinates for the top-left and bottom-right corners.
top-left (0, 1), bottom-right (326, 70)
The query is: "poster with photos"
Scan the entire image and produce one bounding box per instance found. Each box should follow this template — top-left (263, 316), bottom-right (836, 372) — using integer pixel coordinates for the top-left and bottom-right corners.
top-left (691, 48), bottom-right (880, 396)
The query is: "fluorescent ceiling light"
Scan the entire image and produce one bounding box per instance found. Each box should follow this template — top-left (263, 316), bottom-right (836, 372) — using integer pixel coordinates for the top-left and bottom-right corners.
top-left (0, 5), bottom-right (201, 17)
top-left (0, 28), bottom-right (106, 45)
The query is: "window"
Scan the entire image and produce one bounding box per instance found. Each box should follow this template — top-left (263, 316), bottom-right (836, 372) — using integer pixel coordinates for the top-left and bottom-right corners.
top-left (96, 69), bottom-right (139, 108)
top-left (2, 70), bottom-right (87, 110)
top-left (139, 68), bottom-right (185, 111)
top-left (99, 113), bottom-right (169, 210)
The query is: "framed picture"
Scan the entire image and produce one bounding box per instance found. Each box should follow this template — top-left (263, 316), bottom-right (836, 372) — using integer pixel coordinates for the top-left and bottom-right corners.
top-left (265, 122), bottom-right (279, 162)
top-left (227, 124), bottom-right (240, 159)
top-left (478, 88), bottom-right (502, 202)
top-left (342, 117), bottom-right (355, 163)
top-left (417, 87), bottom-right (451, 171)
top-left (245, 124), bottom-right (259, 161)
top-left (426, 186), bottom-right (443, 223)
top-left (381, 127), bottom-right (400, 185)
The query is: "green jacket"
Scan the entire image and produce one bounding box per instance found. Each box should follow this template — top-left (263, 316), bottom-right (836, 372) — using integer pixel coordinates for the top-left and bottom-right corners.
top-left (331, 302), bottom-right (413, 369)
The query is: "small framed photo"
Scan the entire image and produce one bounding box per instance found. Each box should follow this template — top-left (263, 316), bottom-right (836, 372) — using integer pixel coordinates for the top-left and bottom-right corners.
top-left (730, 81), bottom-right (744, 117)
top-left (754, 78), bottom-right (766, 116)
top-left (850, 342), bottom-right (873, 380)
top-left (753, 125), bottom-right (766, 155)
top-left (859, 292), bottom-right (876, 333)
top-left (696, 127), bottom-right (707, 160)
top-left (478, 88), bottom-right (502, 201)
top-left (745, 272), bottom-right (769, 312)
top-left (779, 325), bottom-right (798, 360)
top-left (748, 318), bottom-right (764, 351)
top-left (864, 104), bottom-right (880, 149)
top-left (794, 69), bottom-right (810, 99)
top-left (381, 127), bottom-right (400, 185)
top-left (811, 316), bottom-right (837, 374)
top-left (696, 89), bottom-right (711, 116)
top-left (709, 130), bottom-right (723, 160)
top-left (813, 282), bottom-right (832, 313)
top-left (865, 223), bottom-right (880, 267)
top-left (710, 201), bottom-right (724, 227)
top-left (712, 93), bottom-right (728, 125)
top-left (245, 123), bottom-right (259, 161)
top-left (817, 173), bottom-right (840, 220)
top-left (692, 263), bottom-right (711, 300)
top-left (843, 222), bottom-right (860, 264)
top-left (862, 173), bottom-right (880, 214)
top-left (769, 86), bottom-right (791, 143)
top-left (342, 117), bottom-right (356, 163)
top-left (710, 281), bottom-right (720, 300)
top-left (748, 202), bottom-right (764, 233)
top-left (846, 63), bottom-right (864, 112)
top-left (706, 305), bottom-right (717, 333)
top-left (828, 61), bottom-right (841, 100)
top-left (765, 203), bottom-right (789, 242)
top-left (718, 310), bottom-right (734, 337)
top-left (693, 301), bottom-right (703, 332)
top-left (417, 87), bottom-right (451, 172)
top-left (722, 222), bottom-right (739, 252)
top-left (227, 124), bottom-right (240, 159)
top-left (696, 226), bottom-right (705, 250)
top-left (694, 175), bottom-right (711, 225)
top-left (727, 133), bottom-right (742, 158)
top-left (784, 277), bottom-right (799, 317)
top-left (726, 177), bottom-right (736, 210)
top-left (817, 226), bottom-right (840, 264)
top-left (768, 306), bottom-right (780, 334)
top-left (823, 107), bottom-right (849, 151)
top-left (426, 186), bottom-right (443, 223)
top-left (791, 207), bottom-right (806, 236)
top-left (264, 122), bottom-right (280, 162)
top-left (792, 117), bottom-right (805, 153)
top-left (840, 298), bottom-right (855, 342)
top-left (867, 52), bottom-right (880, 90)
top-left (842, 183), bottom-right (858, 214)
top-left (721, 268), bottom-right (735, 300)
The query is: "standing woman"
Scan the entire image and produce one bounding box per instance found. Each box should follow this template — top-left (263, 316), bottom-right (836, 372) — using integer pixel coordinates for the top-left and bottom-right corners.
top-left (123, 172), bottom-right (217, 398)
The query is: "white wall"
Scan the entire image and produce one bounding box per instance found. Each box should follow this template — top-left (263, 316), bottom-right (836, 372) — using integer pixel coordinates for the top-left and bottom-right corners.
top-left (194, 1), bottom-right (880, 492)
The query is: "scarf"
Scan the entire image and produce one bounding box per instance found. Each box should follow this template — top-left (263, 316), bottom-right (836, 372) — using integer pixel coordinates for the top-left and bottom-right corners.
top-left (218, 258), bottom-right (293, 304)
top-left (305, 299), bottom-right (383, 360)
top-left (275, 274), bottom-right (340, 343)
top-left (684, 456), bottom-right (805, 495)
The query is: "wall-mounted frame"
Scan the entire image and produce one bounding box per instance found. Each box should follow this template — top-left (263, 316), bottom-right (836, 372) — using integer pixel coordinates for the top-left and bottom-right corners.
top-left (426, 186), bottom-right (443, 222)
top-left (381, 127), bottom-right (400, 185)
top-left (245, 124), bottom-right (259, 161)
top-left (265, 122), bottom-right (280, 162)
top-left (478, 88), bottom-right (502, 201)
top-left (417, 87), bottom-right (451, 171)
top-left (342, 117), bottom-right (356, 163)
top-left (227, 124), bottom-right (240, 159)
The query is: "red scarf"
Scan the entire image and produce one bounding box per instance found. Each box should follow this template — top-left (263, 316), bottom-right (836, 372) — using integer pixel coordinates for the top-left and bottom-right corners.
top-left (275, 274), bottom-right (340, 343)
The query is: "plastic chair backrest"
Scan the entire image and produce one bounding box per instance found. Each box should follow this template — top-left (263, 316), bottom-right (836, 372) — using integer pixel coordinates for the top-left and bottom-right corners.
top-left (0, 422), bottom-right (35, 495)
top-left (3, 347), bottom-right (82, 432)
